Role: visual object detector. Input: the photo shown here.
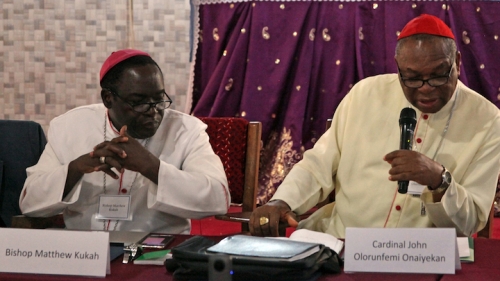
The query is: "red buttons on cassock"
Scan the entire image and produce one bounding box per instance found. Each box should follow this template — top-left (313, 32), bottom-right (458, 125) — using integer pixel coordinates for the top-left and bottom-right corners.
top-left (395, 205), bottom-right (401, 211)
top-left (416, 138), bottom-right (422, 143)
top-left (423, 114), bottom-right (429, 120)
top-left (121, 189), bottom-right (128, 194)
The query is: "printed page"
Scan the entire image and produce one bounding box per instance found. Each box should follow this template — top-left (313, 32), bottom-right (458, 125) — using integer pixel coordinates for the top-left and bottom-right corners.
top-left (289, 229), bottom-right (344, 254)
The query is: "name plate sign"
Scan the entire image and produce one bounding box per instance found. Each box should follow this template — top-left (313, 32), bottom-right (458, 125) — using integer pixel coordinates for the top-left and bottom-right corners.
top-left (344, 227), bottom-right (458, 274)
top-left (0, 228), bottom-right (109, 277)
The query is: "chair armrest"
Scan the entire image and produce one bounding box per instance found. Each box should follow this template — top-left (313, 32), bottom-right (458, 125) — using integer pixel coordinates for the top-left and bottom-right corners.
top-left (215, 211), bottom-right (288, 236)
top-left (11, 214), bottom-right (65, 229)
top-left (215, 212), bottom-right (252, 232)
top-left (215, 211), bottom-right (252, 223)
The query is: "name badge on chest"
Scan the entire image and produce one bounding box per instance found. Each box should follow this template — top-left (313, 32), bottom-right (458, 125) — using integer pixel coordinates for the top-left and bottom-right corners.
top-left (96, 195), bottom-right (132, 220)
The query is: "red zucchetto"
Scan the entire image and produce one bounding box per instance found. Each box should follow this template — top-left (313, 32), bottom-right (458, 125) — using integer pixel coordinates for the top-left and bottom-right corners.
top-left (100, 49), bottom-right (151, 81)
top-left (398, 14), bottom-right (455, 41)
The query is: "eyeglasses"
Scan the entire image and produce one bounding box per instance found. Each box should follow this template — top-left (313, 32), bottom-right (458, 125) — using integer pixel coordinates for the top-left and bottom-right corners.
top-left (397, 63), bottom-right (454, 89)
top-left (104, 88), bottom-right (172, 113)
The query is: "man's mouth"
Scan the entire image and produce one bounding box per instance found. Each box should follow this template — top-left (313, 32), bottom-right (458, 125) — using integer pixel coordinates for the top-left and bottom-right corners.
top-left (142, 119), bottom-right (159, 128)
top-left (418, 99), bottom-right (437, 107)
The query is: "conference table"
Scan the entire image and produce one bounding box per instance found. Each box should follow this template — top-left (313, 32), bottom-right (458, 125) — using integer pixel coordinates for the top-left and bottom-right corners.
top-left (0, 235), bottom-right (498, 281)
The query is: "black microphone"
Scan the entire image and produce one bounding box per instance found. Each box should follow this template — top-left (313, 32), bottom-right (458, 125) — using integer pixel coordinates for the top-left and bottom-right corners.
top-left (398, 107), bottom-right (417, 194)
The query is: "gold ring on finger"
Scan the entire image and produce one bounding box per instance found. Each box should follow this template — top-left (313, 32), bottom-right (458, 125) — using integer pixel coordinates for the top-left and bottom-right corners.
top-left (99, 156), bottom-right (106, 164)
top-left (259, 217), bottom-right (269, 226)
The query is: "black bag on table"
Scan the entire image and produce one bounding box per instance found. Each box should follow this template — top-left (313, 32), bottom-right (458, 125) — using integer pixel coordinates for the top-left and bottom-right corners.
top-left (165, 235), bottom-right (342, 281)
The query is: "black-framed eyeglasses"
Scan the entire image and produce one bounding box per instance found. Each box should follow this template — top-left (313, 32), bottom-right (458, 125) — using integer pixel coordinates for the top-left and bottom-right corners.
top-left (397, 63), bottom-right (454, 89)
top-left (104, 88), bottom-right (172, 113)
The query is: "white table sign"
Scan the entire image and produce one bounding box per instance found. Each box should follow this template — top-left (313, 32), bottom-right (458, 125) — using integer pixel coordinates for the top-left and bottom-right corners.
top-left (0, 228), bottom-right (109, 277)
top-left (344, 227), bottom-right (459, 274)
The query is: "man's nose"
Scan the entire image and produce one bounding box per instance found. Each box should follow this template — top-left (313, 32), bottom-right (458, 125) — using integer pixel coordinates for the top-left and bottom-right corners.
top-left (418, 82), bottom-right (436, 94)
top-left (144, 105), bottom-right (159, 116)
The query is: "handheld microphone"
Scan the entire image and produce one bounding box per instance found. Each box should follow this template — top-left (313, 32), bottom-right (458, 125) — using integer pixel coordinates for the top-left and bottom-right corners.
top-left (398, 107), bottom-right (417, 194)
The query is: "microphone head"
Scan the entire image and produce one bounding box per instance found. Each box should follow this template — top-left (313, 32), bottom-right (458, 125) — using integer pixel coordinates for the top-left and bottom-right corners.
top-left (399, 107), bottom-right (417, 126)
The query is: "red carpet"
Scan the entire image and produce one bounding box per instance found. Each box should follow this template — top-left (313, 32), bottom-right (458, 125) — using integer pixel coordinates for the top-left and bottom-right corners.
top-left (192, 206), bottom-right (500, 239)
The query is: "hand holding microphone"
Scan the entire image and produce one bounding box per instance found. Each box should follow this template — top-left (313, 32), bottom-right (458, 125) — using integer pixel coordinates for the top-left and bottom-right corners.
top-left (398, 108), bottom-right (416, 194)
top-left (384, 109), bottom-right (444, 194)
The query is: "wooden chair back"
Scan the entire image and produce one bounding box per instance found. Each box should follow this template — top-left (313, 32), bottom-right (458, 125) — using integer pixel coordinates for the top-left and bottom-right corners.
top-left (198, 117), bottom-right (262, 231)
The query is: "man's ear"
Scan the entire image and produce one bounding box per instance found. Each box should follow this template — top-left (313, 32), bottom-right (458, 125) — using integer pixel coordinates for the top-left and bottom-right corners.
top-left (101, 89), bottom-right (113, 109)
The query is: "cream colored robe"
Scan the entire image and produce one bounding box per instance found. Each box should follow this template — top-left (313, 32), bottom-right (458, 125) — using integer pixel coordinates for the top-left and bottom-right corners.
top-left (273, 74), bottom-right (500, 238)
top-left (20, 104), bottom-right (230, 234)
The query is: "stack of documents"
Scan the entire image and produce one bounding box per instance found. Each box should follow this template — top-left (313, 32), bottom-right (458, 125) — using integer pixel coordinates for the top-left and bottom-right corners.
top-left (285, 229), bottom-right (344, 254)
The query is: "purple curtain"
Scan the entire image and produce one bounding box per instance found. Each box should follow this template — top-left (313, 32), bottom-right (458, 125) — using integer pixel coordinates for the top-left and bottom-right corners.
top-left (190, 0), bottom-right (500, 204)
